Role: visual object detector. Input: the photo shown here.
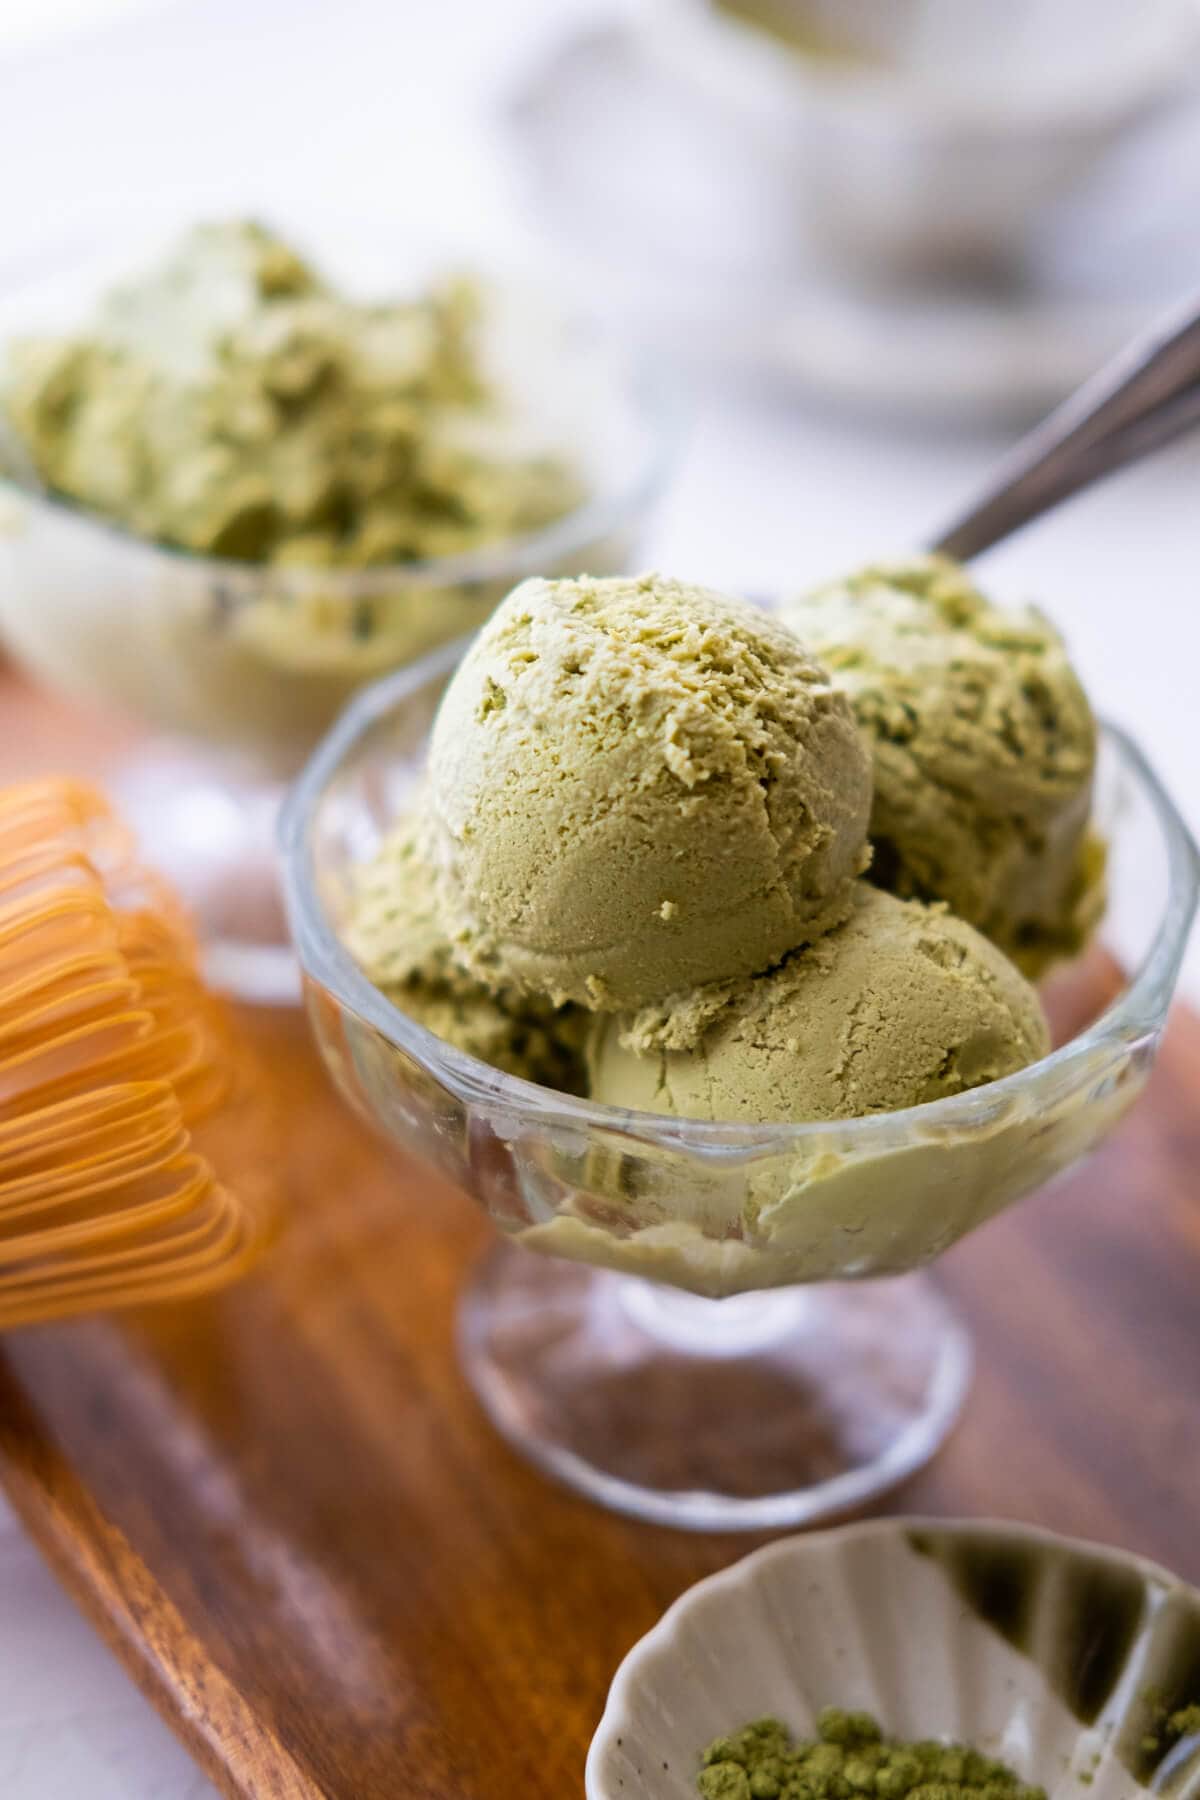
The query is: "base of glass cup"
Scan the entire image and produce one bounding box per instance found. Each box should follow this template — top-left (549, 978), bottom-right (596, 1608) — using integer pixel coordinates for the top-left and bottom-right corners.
top-left (459, 1238), bottom-right (972, 1532)
top-left (111, 742), bottom-right (300, 1006)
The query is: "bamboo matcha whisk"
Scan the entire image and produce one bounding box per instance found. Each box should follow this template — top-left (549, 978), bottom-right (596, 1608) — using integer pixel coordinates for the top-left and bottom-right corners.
top-left (0, 778), bottom-right (271, 1327)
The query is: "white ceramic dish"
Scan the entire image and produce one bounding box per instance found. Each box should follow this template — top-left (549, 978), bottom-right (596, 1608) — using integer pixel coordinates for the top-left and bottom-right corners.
top-left (586, 1518), bottom-right (1200, 1799)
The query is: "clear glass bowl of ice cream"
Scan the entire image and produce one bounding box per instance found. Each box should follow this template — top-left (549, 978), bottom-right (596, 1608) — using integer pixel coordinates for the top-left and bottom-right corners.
top-left (0, 219), bottom-right (676, 1001)
top-left (280, 604), bottom-right (1199, 1533)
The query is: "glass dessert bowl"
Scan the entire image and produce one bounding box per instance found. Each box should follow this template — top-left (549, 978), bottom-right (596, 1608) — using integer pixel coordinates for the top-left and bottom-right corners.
top-left (280, 642), bottom-right (1198, 1532)
top-left (0, 225), bottom-right (676, 1002)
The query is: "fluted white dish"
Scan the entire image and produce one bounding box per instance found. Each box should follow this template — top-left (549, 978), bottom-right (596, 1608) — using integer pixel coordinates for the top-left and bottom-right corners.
top-left (587, 1518), bottom-right (1200, 1798)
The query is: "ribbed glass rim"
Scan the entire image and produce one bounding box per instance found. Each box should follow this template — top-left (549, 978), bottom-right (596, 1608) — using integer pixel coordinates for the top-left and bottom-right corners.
top-left (0, 348), bottom-right (681, 599)
top-left (280, 638), bottom-right (1200, 1152)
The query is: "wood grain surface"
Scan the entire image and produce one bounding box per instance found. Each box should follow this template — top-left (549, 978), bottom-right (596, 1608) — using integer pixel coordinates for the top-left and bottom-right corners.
top-left (0, 678), bottom-right (1198, 1799)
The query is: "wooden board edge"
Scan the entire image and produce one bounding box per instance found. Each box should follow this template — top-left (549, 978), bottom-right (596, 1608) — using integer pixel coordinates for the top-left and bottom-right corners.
top-left (0, 1387), bottom-right (323, 1800)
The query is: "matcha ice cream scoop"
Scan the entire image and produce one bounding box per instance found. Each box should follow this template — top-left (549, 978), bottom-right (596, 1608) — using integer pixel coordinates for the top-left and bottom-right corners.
top-left (588, 884), bottom-right (1049, 1123)
top-left (425, 573), bottom-right (873, 1010)
top-left (345, 814), bottom-right (586, 1091)
top-left (780, 555), bottom-right (1100, 972)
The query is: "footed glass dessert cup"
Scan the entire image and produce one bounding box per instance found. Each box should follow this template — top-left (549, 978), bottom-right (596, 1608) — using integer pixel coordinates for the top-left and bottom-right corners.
top-left (280, 643), bottom-right (1199, 1531)
top-left (0, 233), bottom-right (675, 1003)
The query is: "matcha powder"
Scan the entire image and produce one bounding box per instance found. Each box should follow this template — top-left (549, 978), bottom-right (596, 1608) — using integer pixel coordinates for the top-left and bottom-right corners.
top-left (697, 1709), bottom-right (1048, 1800)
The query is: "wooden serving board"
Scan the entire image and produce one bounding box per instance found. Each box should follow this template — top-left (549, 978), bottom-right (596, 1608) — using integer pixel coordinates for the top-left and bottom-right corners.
top-left (0, 680), bottom-right (1199, 1798)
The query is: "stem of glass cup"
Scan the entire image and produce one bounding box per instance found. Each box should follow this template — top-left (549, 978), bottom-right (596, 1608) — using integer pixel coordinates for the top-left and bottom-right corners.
top-left (616, 1277), bottom-right (814, 1354)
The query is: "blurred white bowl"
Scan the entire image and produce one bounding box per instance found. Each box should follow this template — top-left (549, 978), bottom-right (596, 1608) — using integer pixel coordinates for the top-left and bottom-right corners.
top-left (587, 1517), bottom-right (1200, 1800)
top-left (635, 0), bottom-right (1200, 278)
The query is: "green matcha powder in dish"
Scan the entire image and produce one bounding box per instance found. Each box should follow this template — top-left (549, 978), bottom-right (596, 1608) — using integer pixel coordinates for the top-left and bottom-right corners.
top-left (697, 1708), bottom-right (1048, 1800)
top-left (1, 219), bottom-right (584, 568)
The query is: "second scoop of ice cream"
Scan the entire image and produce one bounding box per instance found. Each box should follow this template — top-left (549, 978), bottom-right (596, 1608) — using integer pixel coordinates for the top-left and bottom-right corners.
top-left (425, 573), bottom-right (873, 1010)
top-left (781, 556), bottom-right (1100, 972)
top-left (588, 884), bottom-right (1049, 1123)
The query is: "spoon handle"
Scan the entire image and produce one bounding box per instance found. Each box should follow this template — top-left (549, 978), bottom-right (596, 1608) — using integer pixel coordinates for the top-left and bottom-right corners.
top-left (931, 289), bottom-right (1200, 561)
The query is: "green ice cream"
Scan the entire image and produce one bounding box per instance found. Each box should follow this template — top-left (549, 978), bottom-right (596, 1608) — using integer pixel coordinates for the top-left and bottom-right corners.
top-left (346, 815), bottom-right (587, 1091)
top-left (329, 564), bottom-right (1124, 1302)
top-left (780, 556), bottom-right (1101, 972)
top-left (589, 884), bottom-right (1049, 1123)
top-left (425, 573), bottom-right (873, 1011)
top-left (3, 220), bottom-right (581, 565)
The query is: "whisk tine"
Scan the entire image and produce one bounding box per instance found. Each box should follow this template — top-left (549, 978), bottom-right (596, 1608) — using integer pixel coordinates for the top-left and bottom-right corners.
top-left (0, 778), bottom-right (272, 1327)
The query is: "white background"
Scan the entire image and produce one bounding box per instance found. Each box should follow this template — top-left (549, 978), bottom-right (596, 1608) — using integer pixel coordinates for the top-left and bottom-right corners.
top-left (0, 0), bottom-right (1197, 1792)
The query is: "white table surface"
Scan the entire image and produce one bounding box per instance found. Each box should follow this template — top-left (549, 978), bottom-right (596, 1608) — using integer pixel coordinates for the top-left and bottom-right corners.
top-left (0, 1), bottom-right (1197, 1794)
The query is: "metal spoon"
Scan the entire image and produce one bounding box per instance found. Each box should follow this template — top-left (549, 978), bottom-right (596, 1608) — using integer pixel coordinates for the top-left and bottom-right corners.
top-left (931, 286), bottom-right (1200, 561)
